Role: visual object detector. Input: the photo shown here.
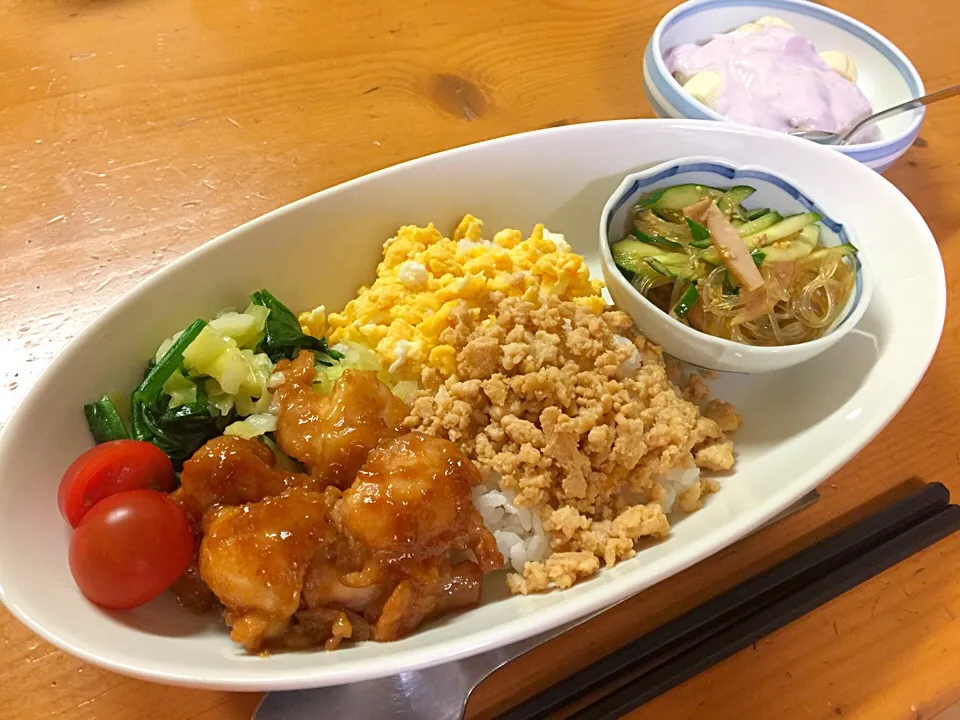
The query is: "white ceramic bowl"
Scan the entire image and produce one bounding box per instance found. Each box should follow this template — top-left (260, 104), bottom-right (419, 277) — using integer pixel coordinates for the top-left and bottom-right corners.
top-left (599, 156), bottom-right (871, 374)
top-left (643, 0), bottom-right (925, 172)
top-left (0, 120), bottom-right (944, 691)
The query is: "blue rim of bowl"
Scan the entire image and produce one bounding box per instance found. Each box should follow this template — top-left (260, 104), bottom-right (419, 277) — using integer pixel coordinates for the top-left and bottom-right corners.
top-left (605, 159), bottom-right (864, 332)
top-left (645, 0), bottom-right (925, 163)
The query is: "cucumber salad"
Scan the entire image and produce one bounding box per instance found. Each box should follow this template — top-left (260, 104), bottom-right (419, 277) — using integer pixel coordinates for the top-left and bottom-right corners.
top-left (611, 183), bottom-right (857, 346)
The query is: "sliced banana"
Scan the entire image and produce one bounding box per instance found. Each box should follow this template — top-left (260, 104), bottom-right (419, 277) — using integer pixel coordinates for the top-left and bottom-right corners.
top-left (682, 70), bottom-right (724, 108)
top-left (756, 16), bottom-right (794, 29)
top-left (733, 15), bottom-right (793, 36)
top-left (732, 21), bottom-right (763, 36)
top-left (819, 50), bottom-right (858, 82)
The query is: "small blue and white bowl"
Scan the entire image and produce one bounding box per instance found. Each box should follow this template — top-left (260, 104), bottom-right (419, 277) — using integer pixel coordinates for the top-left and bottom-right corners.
top-left (599, 157), bottom-right (872, 374)
top-left (643, 0), bottom-right (925, 173)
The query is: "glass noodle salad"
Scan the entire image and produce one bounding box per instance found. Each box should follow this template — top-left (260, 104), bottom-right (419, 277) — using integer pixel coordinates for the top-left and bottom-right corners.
top-left (610, 183), bottom-right (857, 346)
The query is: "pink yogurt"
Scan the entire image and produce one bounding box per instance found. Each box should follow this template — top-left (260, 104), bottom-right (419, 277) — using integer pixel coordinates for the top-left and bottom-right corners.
top-left (666, 26), bottom-right (876, 139)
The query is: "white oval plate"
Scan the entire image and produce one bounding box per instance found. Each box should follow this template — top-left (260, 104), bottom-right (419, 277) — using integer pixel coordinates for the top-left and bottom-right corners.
top-left (0, 120), bottom-right (944, 691)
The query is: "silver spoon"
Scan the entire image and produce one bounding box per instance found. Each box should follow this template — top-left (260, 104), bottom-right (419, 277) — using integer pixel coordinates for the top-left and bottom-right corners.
top-left (253, 491), bottom-right (820, 720)
top-left (790, 84), bottom-right (960, 145)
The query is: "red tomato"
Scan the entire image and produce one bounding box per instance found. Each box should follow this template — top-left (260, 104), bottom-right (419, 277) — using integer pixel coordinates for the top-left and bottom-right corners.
top-left (68, 489), bottom-right (193, 610)
top-left (58, 440), bottom-right (175, 528)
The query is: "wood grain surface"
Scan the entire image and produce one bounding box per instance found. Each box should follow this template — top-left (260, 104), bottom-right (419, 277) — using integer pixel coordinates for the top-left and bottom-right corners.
top-left (1, 0), bottom-right (959, 718)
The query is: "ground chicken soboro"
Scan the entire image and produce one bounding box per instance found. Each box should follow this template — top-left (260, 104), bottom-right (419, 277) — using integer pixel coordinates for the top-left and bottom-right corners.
top-left (405, 295), bottom-right (736, 594)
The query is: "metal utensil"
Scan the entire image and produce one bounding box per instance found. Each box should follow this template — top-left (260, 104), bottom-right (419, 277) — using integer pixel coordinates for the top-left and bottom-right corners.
top-left (790, 84), bottom-right (960, 145)
top-left (253, 490), bottom-right (820, 720)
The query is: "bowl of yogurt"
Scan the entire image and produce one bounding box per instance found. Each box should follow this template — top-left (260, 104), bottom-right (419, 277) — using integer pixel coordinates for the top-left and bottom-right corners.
top-left (643, 0), bottom-right (925, 172)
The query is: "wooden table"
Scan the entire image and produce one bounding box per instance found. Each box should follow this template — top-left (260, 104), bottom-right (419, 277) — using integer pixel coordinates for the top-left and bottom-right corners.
top-left (2, 0), bottom-right (959, 718)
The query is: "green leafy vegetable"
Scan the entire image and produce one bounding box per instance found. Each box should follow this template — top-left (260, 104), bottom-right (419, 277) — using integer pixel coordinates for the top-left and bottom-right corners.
top-left (136, 391), bottom-right (235, 467)
top-left (132, 320), bottom-right (206, 418)
top-left (83, 395), bottom-right (129, 443)
top-left (129, 319), bottom-right (227, 467)
top-left (250, 289), bottom-right (344, 364)
top-left (751, 249), bottom-right (766, 267)
top-left (84, 289), bottom-right (345, 469)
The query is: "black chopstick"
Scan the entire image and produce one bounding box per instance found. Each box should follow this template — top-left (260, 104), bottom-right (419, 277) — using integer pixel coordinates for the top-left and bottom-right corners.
top-left (574, 503), bottom-right (960, 720)
top-left (500, 482), bottom-right (953, 720)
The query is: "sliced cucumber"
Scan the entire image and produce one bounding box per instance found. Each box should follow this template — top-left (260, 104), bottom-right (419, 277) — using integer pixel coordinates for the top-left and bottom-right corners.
top-left (761, 224), bottom-right (819, 262)
top-left (751, 248), bottom-right (766, 267)
top-left (672, 284), bottom-right (700, 318)
top-left (700, 211), bottom-right (816, 265)
top-left (650, 207), bottom-right (683, 223)
top-left (611, 239), bottom-right (701, 282)
top-left (638, 184), bottom-right (722, 211)
top-left (612, 238), bottom-right (673, 271)
top-left (736, 211), bottom-right (782, 238)
top-left (744, 212), bottom-right (822, 247)
top-left (804, 243), bottom-right (859, 262)
top-left (685, 217), bottom-right (712, 248)
top-left (647, 258), bottom-right (676, 280)
top-left (743, 206), bottom-right (771, 221)
top-left (631, 228), bottom-right (684, 251)
top-left (717, 186), bottom-right (756, 216)
top-left (724, 271), bottom-right (740, 296)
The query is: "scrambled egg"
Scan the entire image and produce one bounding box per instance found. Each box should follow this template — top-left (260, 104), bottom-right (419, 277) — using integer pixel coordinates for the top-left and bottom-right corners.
top-left (300, 215), bottom-right (604, 382)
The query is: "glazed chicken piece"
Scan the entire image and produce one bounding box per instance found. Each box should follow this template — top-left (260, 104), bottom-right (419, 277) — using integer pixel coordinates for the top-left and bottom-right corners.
top-left (301, 551), bottom-right (384, 614)
top-left (373, 560), bottom-right (485, 641)
top-left (282, 554), bottom-right (383, 651)
top-left (198, 488), bottom-right (337, 651)
top-left (170, 436), bottom-right (315, 612)
top-left (342, 432), bottom-right (501, 569)
top-left (181, 379), bottom-right (501, 651)
top-left (176, 435), bottom-right (314, 522)
top-left (339, 432), bottom-right (503, 640)
top-left (272, 350), bottom-right (408, 489)
top-left (290, 556), bottom-right (485, 646)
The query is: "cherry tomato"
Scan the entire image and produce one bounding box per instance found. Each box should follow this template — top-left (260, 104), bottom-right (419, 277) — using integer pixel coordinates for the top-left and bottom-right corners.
top-left (58, 440), bottom-right (175, 528)
top-left (68, 489), bottom-right (193, 610)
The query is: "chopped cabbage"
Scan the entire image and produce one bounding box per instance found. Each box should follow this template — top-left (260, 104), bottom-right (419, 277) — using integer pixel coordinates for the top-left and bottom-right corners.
top-left (391, 380), bottom-right (420, 404)
top-left (313, 341), bottom-right (420, 402)
top-left (162, 369), bottom-right (198, 408)
top-left (224, 413), bottom-right (278, 439)
top-left (209, 303), bottom-right (270, 349)
top-left (182, 325), bottom-right (273, 398)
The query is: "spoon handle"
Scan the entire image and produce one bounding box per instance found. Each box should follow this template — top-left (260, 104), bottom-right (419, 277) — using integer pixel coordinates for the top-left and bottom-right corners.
top-left (843, 83), bottom-right (960, 142)
top-left (252, 616), bottom-right (595, 720)
top-left (252, 491), bottom-right (821, 720)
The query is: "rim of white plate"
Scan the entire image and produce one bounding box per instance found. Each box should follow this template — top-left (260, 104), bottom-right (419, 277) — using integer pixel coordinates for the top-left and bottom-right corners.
top-left (0, 119), bottom-right (945, 690)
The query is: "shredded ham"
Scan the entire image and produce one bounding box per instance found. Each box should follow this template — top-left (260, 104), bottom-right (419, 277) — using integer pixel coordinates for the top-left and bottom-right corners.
top-left (683, 198), bottom-right (713, 222)
top-left (731, 288), bottom-right (775, 326)
top-left (771, 261), bottom-right (796, 297)
top-left (704, 204), bottom-right (764, 293)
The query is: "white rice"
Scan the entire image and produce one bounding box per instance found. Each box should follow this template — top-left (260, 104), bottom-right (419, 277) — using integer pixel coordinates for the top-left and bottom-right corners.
top-left (654, 460), bottom-right (701, 514)
top-left (471, 460), bottom-right (701, 572)
top-left (471, 473), bottom-right (548, 572)
top-left (613, 334), bottom-right (643, 379)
